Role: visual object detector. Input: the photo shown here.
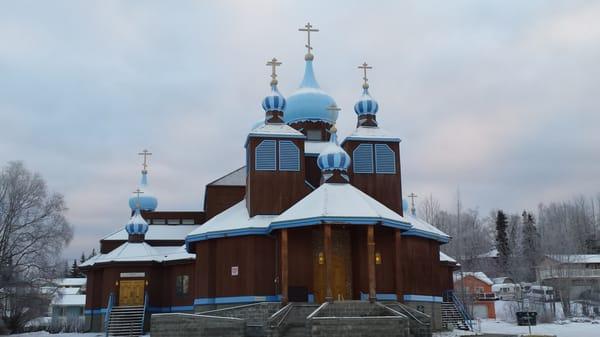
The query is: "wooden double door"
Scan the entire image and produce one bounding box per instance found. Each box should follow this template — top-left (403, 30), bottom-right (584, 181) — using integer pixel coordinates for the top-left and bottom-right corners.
top-left (313, 228), bottom-right (353, 302)
top-left (118, 279), bottom-right (145, 306)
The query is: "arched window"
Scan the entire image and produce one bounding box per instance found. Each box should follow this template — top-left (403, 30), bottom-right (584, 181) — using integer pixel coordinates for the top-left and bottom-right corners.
top-left (353, 144), bottom-right (374, 173)
top-left (255, 140), bottom-right (276, 171)
top-left (279, 141), bottom-right (300, 171)
top-left (375, 144), bottom-right (396, 174)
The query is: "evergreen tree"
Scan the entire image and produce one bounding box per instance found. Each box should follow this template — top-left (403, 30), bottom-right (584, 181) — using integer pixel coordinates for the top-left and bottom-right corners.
top-left (80, 252), bottom-right (86, 264)
top-left (89, 248), bottom-right (96, 259)
top-left (495, 210), bottom-right (510, 272)
top-left (521, 211), bottom-right (541, 281)
top-left (63, 260), bottom-right (70, 278)
top-left (70, 259), bottom-right (79, 278)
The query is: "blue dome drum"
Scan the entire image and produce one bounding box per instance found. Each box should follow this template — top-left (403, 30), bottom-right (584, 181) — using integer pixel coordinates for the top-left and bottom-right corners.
top-left (354, 88), bottom-right (379, 116)
top-left (125, 209), bottom-right (149, 236)
top-left (128, 170), bottom-right (158, 211)
top-left (317, 126), bottom-right (351, 183)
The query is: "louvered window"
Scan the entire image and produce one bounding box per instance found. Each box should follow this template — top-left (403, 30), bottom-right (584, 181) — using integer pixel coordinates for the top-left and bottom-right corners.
top-left (353, 144), bottom-right (374, 173)
top-left (279, 141), bottom-right (300, 171)
top-left (255, 140), bottom-right (276, 171)
top-left (375, 144), bottom-right (396, 174)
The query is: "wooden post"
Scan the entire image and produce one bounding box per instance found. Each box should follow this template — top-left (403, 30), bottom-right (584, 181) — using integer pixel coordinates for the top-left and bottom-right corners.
top-left (394, 229), bottom-right (403, 302)
top-left (281, 229), bottom-right (289, 304)
top-left (367, 225), bottom-right (377, 302)
top-left (324, 224), bottom-right (333, 302)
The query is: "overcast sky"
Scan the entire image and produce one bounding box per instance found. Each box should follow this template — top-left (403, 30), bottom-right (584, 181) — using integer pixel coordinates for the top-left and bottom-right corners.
top-left (1, 0), bottom-right (599, 260)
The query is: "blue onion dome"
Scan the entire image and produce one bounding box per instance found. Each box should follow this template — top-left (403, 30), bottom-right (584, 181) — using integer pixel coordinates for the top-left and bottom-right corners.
top-left (284, 58), bottom-right (338, 125)
top-left (125, 208), bottom-right (149, 235)
top-left (354, 86), bottom-right (379, 116)
top-left (317, 126), bottom-right (351, 172)
top-left (261, 84), bottom-right (286, 113)
top-left (128, 170), bottom-right (158, 211)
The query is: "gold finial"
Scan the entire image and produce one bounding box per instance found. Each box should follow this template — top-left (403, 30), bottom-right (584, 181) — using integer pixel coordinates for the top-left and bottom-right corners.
top-left (358, 62), bottom-right (373, 89)
top-left (138, 149), bottom-right (152, 172)
top-left (133, 188), bottom-right (144, 209)
top-left (330, 124), bottom-right (337, 133)
top-left (266, 57), bottom-right (282, 86)
top-left (299, 22), bottom-right (319, 60)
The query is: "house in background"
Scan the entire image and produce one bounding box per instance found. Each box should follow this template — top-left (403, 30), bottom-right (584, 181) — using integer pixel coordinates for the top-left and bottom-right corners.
top-left (49, 278), bottom-right (86, 325)
top-left (537, 254), bottom-right (600, 301)
top-left (454, 272), bottom-right (497, 319)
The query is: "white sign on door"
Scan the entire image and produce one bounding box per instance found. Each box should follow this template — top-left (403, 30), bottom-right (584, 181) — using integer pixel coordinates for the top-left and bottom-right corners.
top-left (231, 266), bottom-right (239, 276)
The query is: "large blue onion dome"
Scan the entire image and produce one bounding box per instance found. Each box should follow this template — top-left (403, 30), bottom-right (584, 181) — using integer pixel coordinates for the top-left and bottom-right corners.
top-left (317, 126), bottom-right (350, 172)
top-left (354, 86), bottom-right (379, 115)
top-left (284, 59), bottom-right (338, 125)
top-left (125, 208), bottom-right (149, 235)
top-left (261, 84), bottom-right (286, 113)
top-left (128, 170), bottom-right (158, 211)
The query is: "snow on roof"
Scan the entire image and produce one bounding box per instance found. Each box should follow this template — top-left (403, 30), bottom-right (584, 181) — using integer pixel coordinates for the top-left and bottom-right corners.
top-left (52, 294), bottom-right (86, 306)
top-left (546, 254), bottom-right (600, 264)
top-left (305, 141), bottom-right (330, 156)
top-left (440, 251), bottom-right (457, 263)
top-left (55, 278), bottom-right (87, 287)
top-left (454, 272), bottom-right (493, 285)
top-left (186, 201), bottom-right (276, 245)
top-left (342, 126), bottom-right (400, 143)
top-left (492, 277), bottom-right (514, 284)
top-left (247, 123), bottom-right (305, 139)
top-left (478, 248), bottom-right (499, 258)
top-left (80, 243), bottom-right (195, 267)
top-left (58, 288), bottom-right (81, 295)
top-left (102, 224), bottom-right (201, 241)
top-left (270, 183), bottom-right (411, 230)
top-left (207, 167), bottom-right (246, 186)
top-left (403, 213), bottom-right (450, 243)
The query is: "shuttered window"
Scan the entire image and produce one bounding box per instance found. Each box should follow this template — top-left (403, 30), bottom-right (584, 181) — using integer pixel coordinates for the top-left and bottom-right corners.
top-left (375, 144), bottom-right (396, 174)
top-left (279, 141), bottom-right (300, 171)
top-left (255, 140), bottom-right (276, 171)
top-left (353, 144), bottom-right (374, 173)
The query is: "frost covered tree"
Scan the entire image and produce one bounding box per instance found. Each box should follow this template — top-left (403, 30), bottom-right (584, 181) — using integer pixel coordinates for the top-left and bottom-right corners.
top-left (0, 161), bottom-right (73, 332)
top-left (495, 210), bottom-right (510, 272)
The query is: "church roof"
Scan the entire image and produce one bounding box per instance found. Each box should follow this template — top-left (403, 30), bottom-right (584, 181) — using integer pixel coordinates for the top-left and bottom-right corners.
top-left (247, 123), bottom-right (305, 139)
top-left (102, 224), bottom-right (200, 242)
top-left (402, 213), bottom-right (451, 243)
top-left (185, 201), bottom-right (276, 248)
top-left (207, 167), bottom-right (246, 186)
top-left (80, 242), bottom-right (194, 267)
top-left (342, 126), bottom-right (401, 143)
top-left (270, 183), bottom-right (411, 230)
top-left (440, 251), bottom-right (457, 263)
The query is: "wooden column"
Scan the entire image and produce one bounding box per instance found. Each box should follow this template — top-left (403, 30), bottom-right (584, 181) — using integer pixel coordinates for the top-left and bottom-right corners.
top-left (367, 225), bottom-right (376, 302)
top-left (324, 224), bottom-right (333, 302)
top-left (394, 229), bottom-right (404, 302)
top-left (281, 229), bottom-right (289, 304)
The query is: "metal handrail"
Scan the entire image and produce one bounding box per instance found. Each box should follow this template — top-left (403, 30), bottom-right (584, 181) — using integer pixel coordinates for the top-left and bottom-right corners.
top-left (447, 290), bottom-right (473, 331)
top-left (268, 302), bottom-right (293, 328)
top-left (141, 291), bottom-right (149, 334)
top-left (104, 292), bottom-right (114, 337)
top-left (388, 302), bottom-right (430, 326)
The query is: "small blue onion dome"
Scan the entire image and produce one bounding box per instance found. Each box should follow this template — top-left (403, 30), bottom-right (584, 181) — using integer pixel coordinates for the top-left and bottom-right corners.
top-left (317, 126), bottom-right (351, 171)
top-left (128, 170), bottom-right (158, 211)
top-left (354, 87), bottom-right (379, 115)
top-left (284, 59), bottom-right (338, 124)
top-left (261, 84), bottom-right (286, 113)
top-left (125, 208), bottom-right (149, 235)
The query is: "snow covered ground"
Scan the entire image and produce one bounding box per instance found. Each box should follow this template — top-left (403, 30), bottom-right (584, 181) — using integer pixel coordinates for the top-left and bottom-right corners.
top-left (434, 319), bottom-right (600, 337)
top-left (11, 333), bottom-right (148, 337)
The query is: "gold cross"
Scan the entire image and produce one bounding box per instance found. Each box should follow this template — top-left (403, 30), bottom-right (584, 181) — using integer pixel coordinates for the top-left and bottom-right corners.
top-left (408, 192), bottom-right (418, 214)
top-left (358, 62), bottom-right (373, 88)
top-left (266, 57), bottom-right (282, 86)
top-left (299, 22), bottom-right (319, 55)
top-left (132, 188), bottom-right (144, 209)
top-left (138, 149), bottom-right (152, 171)
top-left (327, 104), bottom-right (341, 113)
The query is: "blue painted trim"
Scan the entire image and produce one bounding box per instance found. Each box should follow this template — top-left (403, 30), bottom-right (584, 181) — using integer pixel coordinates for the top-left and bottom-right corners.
top-left (342, 136), bottom-right (401, 143)
top-left (359, 293), bottom-right (398, 301)
top-left (403, 294), bottom-right (443, 303)
top-left (403, 229), bottom-right (450, 243)
top-left (308, 293), bottom-right (315, 303)
top-left (171, 305), bottom-right (195, 312)
top-left (84, 308), bottom-right (107, 315)
top-left (193, 295), bottom-right (280, 306)
top-left (147, 305), bottom-right (195, 313)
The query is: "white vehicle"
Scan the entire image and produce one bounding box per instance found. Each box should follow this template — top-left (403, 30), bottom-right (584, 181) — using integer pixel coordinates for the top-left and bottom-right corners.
top-left (492, 283), bottom-right (521, 300)
top-left (529, 285), bottom-right (554, 302)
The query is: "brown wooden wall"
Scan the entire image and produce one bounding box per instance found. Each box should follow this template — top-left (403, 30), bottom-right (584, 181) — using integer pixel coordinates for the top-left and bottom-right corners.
top-left (193, 235), bottom-right (276, 299)
top-left (342, 140), bottom-right (403, 215)
top-left (401, 236), bottom-right (440, 296)
top-left (304, 156), bottom-right (321, 189)
top-left (100, 240), bottom-right (186, 254)
top-left (284, 227), bottom-right (315, 294)
top-left (246, 137), bottom-right (310, 216)
top-left (204, 185), bottom-right (246, 220)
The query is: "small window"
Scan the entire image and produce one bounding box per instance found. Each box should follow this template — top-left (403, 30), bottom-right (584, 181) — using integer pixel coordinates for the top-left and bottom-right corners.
top-left (306, 130), bottom-right (321, 141)
top-left (151, 219), bottom-right (165, 225)
top-left (279, 141), bottom-right (300, 171)
top-left (353, 144), bottom-right (374, 173)
top-left (181, 219), bottom-right (195, 225)
top-left (375, 144), bottom-right (396, 174)
top-left (167, 219), bottom-right (180, 225)
top-left (255, 140), bottom-right (277, 171)
top-left (176, 275), bottom-right (189, 296)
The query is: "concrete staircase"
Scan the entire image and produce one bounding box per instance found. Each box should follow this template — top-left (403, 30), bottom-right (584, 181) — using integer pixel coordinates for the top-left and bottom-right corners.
top-left (441, 302), bottom-right (470, 331)
top-left (277, 304), bottom-right (318, 337)
top-left (106, 305), bottom-right (145, 336)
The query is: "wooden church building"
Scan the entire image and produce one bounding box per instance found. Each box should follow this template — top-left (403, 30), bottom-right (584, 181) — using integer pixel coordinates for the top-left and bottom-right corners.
top-left (81, 24), bottom-right (459, 332)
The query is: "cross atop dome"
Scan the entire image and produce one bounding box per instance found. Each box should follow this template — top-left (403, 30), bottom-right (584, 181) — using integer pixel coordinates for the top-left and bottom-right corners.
top-left (266, 57), bottom-right (282, 86)
top-left (299, 22), bottom-right (319, 60)
top-left (261, 57), bottom-right (286, 123)
top-left (358, 62), bottom-right (373, 89)
top-left (138, 149), bottom-right (152, 172)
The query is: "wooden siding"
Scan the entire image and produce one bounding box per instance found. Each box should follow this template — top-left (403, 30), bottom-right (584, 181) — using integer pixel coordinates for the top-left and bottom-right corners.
top-left (204, 185), bottom-right (245, 220)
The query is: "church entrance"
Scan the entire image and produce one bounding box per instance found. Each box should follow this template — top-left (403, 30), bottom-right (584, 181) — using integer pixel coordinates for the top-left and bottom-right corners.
top-left (313, 227), bottom-right (352, 302)
top-left (118, 279), bottom-right (145, 306)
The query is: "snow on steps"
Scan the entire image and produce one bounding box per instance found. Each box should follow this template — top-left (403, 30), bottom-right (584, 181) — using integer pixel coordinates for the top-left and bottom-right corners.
top-left (441, 302), bottom-right (470, 331)
top-left (107, 306), bottom-right (145, 337)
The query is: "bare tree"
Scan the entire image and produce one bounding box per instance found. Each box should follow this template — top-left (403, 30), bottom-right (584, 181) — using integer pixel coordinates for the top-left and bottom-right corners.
top-left (0, 161), bottom-right (73, 332)
top-left (419, 194), bottom-right (441, 226)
